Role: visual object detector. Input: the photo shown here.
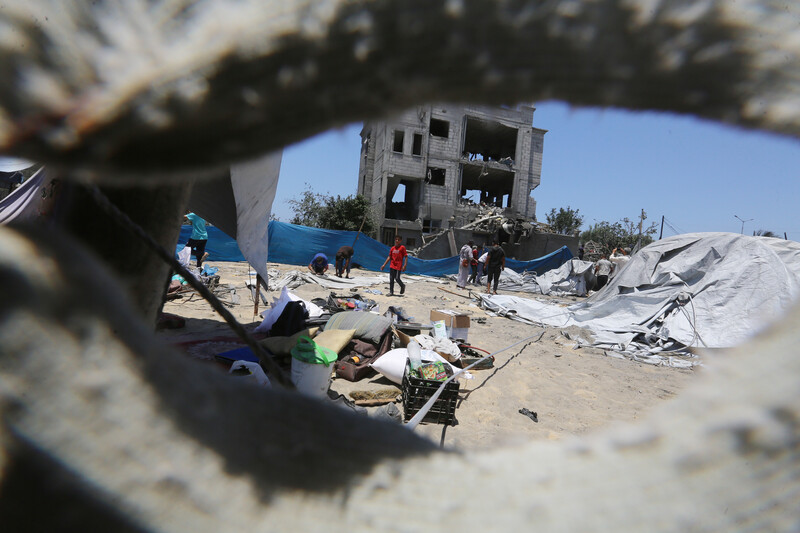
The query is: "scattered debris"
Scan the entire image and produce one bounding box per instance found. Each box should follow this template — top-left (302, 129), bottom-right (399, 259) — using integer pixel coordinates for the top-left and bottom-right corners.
top-left (519, 408), bottom-right (538, 423)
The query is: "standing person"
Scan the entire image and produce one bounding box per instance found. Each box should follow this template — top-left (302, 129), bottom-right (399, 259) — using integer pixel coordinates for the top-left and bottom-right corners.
top-left (308, 252), bottom-right (329, 275)
top-left (335, 245), bottom-right (354, 278)
top-left (485, 240), bottom-right (506, 295)
top-left (380, 235), bottom-right (407, 296)
top-left (594, 255), bottom-right (614, 290)
top-left (476, 246), bottom-right (488, 285)
top-left (183, 212), bottom-right (209, 268)
top-left (456, 240), bottom-right (473, 289)
top-left (578, 244), bottom-right (585, 260)
top-left (467, 246), bottom-right (479, 285)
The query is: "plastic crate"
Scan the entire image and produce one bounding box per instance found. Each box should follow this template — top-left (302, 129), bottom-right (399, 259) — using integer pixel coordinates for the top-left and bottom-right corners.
top-left (402, 363), bottom-right (459, 426)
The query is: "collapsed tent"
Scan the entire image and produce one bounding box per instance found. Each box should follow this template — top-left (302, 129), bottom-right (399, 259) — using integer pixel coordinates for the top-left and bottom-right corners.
top-left (533, 258), bottom-right (596, 296)
top-left (0, 167), bottom-right (55, 225)
top-left (480, 233), bottom-right (800, 365)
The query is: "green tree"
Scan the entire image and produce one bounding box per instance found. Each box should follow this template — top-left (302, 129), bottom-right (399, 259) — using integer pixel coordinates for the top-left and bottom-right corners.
top-left (753, 229), bottom-right (778, 237)
top-left (317, 194), bottom-right (376, 234)
top-left (288, 186), bottom-right (326, 227)
top-left (289, 186), bottom-right (376, 235)
top-left (580, 212), bottom-right (658, 254)
top-left (545, 206), bottom-right (584, 235)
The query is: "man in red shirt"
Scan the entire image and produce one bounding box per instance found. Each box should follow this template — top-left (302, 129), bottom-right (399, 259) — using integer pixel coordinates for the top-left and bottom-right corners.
top-left (380, 235), bottom-right (408, 296)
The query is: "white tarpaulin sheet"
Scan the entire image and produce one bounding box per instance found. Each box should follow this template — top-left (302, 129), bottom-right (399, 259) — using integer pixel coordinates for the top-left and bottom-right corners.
top-left (480, 233), bottom-right (800, 364)
top-left (188, 152), bottom-right (281, 282)
top-left (535, 258), bottom-right (597, 296)
top-left (0, 167), bottom-right (47, 224)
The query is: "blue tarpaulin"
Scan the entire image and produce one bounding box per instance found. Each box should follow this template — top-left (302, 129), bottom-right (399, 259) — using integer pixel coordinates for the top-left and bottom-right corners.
top-left (178, 220), bottom-right (573, 277)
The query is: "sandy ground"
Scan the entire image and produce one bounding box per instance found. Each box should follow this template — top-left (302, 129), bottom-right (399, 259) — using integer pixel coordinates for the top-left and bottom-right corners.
top-left (158, 261), bottom-right (697, 451)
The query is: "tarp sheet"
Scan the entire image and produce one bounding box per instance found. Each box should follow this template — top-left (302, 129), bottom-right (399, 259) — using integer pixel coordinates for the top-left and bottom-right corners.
top-left (185, 152), bottom-right (282, 281)
top-left (179, 220), bottom-right (573, 277)
top-left (480, 232), bottom-right (800, 363)
top-left (267, 220), bottom-right (573, 277)
top-left (0, 167), bottom-right (48, 225)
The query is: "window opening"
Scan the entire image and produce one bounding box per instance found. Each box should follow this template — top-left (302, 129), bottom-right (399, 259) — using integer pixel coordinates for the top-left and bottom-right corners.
top-left (426, 167), bottom-right (446, 186)
top-left (393, 130), bottom-right (404, 152)
top-left (430, 118), bottom-right (449, 138)
top-left (385, 176), bottom-right (421, 221)
top-left (459, 164), bottom-right (514, 208)
top-left (412, 133), bottom-right (423, 155)
top-left (422, 219), bottom-right (442, 233)
top-left (462, 117), bottom-right (518, 162)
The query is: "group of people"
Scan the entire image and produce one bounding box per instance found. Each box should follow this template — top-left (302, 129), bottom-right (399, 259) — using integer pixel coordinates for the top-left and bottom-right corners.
top-left (184, 214), bottom-right (508, 298)
top-left (457, 240), bottom-right (506, 295)
top-left (307, 245), bottom-right (355, 278)
top-left (307, 236), bottom-right (408, 296)
top-left (593, 247), bottom-right (628, 290)
top-left (305, 235), bottom-right (507, 297)
top-left (183, 215), bottom-right (627, 298)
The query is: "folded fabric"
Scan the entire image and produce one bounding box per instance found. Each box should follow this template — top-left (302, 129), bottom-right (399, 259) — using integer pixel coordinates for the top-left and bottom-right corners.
top-left (414, 334), bottom-right (462, 362)
top-left (259, 327), bottom-right (318, 356)
top-left (324, 311), bottom-right (393, 345)
top-left (312, 328), bottom-right (356, 355)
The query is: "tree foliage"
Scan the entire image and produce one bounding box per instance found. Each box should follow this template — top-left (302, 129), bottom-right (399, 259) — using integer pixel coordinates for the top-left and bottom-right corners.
top-left (580, 212), bottom-right (658, 253)
top-left (289, 186), bottom-right (376, 234)
top-left (753, 229), bottom-right (778, 238)
top-left (288, 187), bottom-right (325, 227)
top-left (545, 206), bottom-right (584, 235)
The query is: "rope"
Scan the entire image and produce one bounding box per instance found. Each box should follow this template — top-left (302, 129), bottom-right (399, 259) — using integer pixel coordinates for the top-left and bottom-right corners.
top-left (86, 185), bottom-right (293, 388)
top-left (405, 331), bottom-right (545, 430)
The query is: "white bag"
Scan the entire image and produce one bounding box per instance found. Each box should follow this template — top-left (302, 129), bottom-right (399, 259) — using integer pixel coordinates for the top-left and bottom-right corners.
top-left (177, 245), bottom-right (191, 268)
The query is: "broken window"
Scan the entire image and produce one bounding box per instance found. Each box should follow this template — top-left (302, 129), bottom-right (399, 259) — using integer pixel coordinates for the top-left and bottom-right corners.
top-left (422, 219), bottom-right (442, 233)
top-left (412, 133), bottom-right (423, 155)
top-left (385, 176), bottom-right (421, 221)
top-left (459, 164), bottom-right (514, 208)
top-left (462, 117), bottom-right (518, 162)
top-left (393, 130), bottom-right (404, 152)
top-left (430, 118), bottom-right (449, 138)
top-left (426, 167), bottom-right (446, 186)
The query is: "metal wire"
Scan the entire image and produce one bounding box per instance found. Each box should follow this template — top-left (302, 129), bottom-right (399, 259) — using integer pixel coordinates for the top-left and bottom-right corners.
top-left (406, 330), bottom-right (545, 430)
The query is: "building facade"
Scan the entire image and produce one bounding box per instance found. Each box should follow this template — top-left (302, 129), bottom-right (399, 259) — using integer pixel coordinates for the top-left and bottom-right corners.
top-left (358, 103), bottom-right (546, 247)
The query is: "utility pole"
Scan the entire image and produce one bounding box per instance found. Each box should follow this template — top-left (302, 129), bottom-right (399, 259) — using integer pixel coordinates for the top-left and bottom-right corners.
top-left (734, 214), bottom-right (753, 234)
top-left (638, 209), bottom-right (644, 240)
top-left (659, 215), bottom-right (664, 240)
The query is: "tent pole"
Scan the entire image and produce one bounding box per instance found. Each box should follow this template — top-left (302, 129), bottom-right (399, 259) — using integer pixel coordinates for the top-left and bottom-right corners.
top-left (253, 274), bottom-right (262, 317)
top-left (351, 212), bottom-right (368, 247)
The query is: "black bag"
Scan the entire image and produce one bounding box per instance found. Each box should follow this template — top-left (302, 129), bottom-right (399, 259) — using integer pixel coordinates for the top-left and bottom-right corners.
top-left (270, 301), bottom-right (309, 337)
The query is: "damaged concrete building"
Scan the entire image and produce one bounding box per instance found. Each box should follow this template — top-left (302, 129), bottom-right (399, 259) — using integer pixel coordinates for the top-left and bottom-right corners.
top-left (357, 103), bottom-right (577, 259)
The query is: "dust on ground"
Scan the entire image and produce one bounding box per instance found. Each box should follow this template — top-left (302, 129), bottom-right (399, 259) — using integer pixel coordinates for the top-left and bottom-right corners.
top-left (159, 261), bottom-right (697, 451)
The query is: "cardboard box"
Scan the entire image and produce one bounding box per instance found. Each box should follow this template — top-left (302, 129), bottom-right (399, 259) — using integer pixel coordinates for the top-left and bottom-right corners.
top-left (430, 310), bottom-right (470, 341)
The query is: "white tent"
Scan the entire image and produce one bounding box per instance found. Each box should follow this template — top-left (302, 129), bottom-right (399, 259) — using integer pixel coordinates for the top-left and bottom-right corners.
top-left (481, 233), bottom-right (800, 364)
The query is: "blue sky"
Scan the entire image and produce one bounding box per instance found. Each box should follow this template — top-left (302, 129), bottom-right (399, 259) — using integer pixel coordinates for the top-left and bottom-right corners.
top-left (275, 101), bottom-right (800, 240)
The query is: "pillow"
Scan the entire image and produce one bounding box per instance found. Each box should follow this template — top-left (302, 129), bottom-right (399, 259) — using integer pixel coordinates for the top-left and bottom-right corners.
top-left (324, 311), bottom-right (393, 345)
top-left (313, 328), bottom-right (356, 355)
top-left (259, 327), bottom-right (318, 356)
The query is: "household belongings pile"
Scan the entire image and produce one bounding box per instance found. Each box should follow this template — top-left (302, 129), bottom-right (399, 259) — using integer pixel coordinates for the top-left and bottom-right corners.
top-left (478, 233), bottom-right (800, 367)
top-left (230, 289), bottom-right (483, 424)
